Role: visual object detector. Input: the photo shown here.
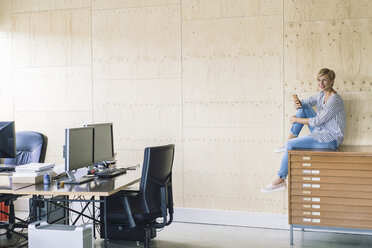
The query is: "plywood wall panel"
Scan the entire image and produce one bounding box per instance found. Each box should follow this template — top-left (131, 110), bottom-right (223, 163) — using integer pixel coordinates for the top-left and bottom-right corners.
top-left (0, 38), bottom-right (13, 120)
top-left (12, 8), bottom-right (91, 67)
top-left (284, 19), bottom-right (372, 94)
top-left (14, 111), bottom-right (92, 163)
top-left (284, 0), bottom-right (351, 22)
top-left (93, 78), bottom-right (182, 150)
top-left (343, 100), bottom-right (372, 146)
top-left (13, 66), bottom-right (92, 112)
top-left (182, 0), bottom-right (283, 20)
top-left (92, 5), bottom-right (181, 80)
top-left (12, 0), bottom-right (90, 13)
top-left (183, 127), bottom-right (285, 212)
top-left (183, 15), bottom-right (283, 129)
top-left (184, 102), bottom-right (282, 128)
top-left (183, 16), bottom-right (282, 87)
top-left (350, 0), bottom-right (372, 18)
top-left (92, 0), bottom-right (179, 10)
top-left (0, 0), bottom-right (12, 38)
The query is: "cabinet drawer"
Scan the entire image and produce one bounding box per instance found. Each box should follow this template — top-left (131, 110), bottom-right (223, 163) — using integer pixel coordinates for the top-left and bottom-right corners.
top-left (290, 188), bottom-right (372, 199)
top-left (291, 162), bottom-right (372, 170)
top-left (290, 154), bottom-right (372, 163)
top-left (291, 210), bottom-right (372, 221)
top-left (291, 196), bottom-right (372, 206)
top-left (291, 216), bottom-right (372, 229)
top-left (291, 183), bottom-right (372, 192)
top-left (291, 169), bottom-right (372, 177)
top-left (291, 176), bottom-right (372, 185)
top-left (291, 203), bottom-right (372, 214)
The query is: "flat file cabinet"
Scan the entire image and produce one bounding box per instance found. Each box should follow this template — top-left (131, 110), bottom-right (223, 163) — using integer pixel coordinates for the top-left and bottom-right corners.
top-left (288, 146), bottom-right (372, 245)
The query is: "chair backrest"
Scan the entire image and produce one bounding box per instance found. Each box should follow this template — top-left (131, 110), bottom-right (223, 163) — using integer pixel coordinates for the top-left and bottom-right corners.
top-left (4, 131), bottom-right (48, 165)
top-left (139, 144), bottom-right (175, 214)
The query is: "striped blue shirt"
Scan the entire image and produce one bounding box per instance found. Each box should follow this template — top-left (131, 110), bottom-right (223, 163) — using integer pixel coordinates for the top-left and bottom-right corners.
top-left (301, 92), bottom-right (346, 146)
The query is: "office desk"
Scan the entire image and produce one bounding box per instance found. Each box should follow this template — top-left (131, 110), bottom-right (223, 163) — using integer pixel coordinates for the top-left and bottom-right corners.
top-left (288, 145), bottom-right (372, 245)
top-left (1, 169), bottom-right (141, 246)
top-left (18, 169), bottom-right (141, 197)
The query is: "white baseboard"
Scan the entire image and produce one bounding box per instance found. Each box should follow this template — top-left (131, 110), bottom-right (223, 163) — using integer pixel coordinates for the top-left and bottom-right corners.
top-left (174, 207), bottom-right (289, 230)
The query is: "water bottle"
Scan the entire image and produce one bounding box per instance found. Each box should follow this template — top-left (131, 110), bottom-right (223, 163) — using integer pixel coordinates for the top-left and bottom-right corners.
top-left (43, 174), bottom-right (50, 185)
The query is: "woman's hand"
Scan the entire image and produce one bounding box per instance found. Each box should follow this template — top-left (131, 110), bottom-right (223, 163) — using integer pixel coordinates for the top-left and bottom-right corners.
top-left (290, 116), bottom-right (297, 124)
top-left (294, 100), bottom-right (302, 109)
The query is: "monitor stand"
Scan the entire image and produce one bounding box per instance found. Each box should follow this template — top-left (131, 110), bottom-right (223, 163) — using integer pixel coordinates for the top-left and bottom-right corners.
top-left (66, 171), bottom-right (76, 181)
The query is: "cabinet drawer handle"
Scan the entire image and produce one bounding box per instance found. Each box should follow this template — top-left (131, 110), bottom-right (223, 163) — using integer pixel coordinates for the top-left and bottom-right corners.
top-left (312, 177), bottom-right (320, 181)
top-left (303, 190), bottom-right (311, 194)
top-left (303, 177), bottom-right (311, 181)
top-left (303, 184), bottom-right (311, 188)
top-left (303, 163), bottom-right (311, 167)
top-left (312, 184), bottom-right (320, 188)
top-left (303, 156), bottom-right (311, 160)
top-left (303, 204), bottom-right (311, 208)
top-left (303, 218), bottom-right (311, 222)
top-left (312, 212), bottom-right (320, 216)
top-left (312, 219), bottom-right (321, 223)
top-left (303, 197), bottom-right (311, 201)
top-left (312, 170), bottom-right (320, 174)
top-left (303, 211), bottom-right (311, 215)
top-left (312, 204), bottom-right (320, 209)
top-left (312, 198), bottom-right (320, 202)
top-left (303, 170), bottom-right (311, 174)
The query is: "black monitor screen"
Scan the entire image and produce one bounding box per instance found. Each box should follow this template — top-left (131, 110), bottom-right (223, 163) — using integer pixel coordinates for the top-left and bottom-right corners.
top-left (65, 127), bottom-right (94, 172)
top-left (86, 123), bottom-right (114, 163)
top-left (0, 121), bottom-right (16, 158)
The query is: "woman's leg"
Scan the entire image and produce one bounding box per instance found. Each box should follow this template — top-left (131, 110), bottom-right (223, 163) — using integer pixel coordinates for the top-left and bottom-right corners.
top-left (290, 104), bottom-right (317, 137)
top-left (277, 136), bottom-right (337, 179)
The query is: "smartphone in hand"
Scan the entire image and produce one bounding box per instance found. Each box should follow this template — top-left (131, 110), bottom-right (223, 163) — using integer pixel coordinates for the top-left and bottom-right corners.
top-left (293, 94), bottom-right (302, 107)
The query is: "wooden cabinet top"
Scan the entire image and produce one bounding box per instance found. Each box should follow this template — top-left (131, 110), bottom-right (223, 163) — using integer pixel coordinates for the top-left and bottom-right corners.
top-left (288, 145), bottom-right (372, 156)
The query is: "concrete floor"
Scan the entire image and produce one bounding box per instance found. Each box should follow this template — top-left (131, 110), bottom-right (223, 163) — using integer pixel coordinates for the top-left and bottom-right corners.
top-left (2, 221), bottom-right (372, 247)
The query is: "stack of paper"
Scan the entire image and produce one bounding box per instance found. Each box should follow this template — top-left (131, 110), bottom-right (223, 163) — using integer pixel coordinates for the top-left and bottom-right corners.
top-left (12, 163), bottom-right (55, 184)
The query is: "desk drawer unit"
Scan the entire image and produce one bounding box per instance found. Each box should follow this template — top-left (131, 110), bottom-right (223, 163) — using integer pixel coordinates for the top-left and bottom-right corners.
top-left (288, 148), bottom-right (372, 235)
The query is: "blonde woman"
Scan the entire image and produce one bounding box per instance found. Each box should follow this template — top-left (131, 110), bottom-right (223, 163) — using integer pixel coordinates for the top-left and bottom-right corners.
top-left (262, 68), bottom-right (346, 193)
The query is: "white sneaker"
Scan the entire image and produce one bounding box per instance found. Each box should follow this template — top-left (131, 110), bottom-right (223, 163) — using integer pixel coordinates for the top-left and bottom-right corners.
top-left (261, 182), bottom-right (286, 193)
top-left (274, 144), bottom-right (285, 153)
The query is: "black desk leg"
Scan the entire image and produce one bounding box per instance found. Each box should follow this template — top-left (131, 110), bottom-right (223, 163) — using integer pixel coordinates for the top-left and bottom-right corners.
top-left (104, 197), bottom-right (108, 247)
top-left (31, 195), bottom-right (38, 222)
top-left (93, 197), bottom-right (96, 239)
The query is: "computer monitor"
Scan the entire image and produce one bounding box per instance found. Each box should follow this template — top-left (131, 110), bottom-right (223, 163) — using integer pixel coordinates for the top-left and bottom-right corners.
top-left (85, 123), bottom-right (114, 164)
top-left (0, 121), bottom-right (16, 158)
top-left (64, 127), bottom-right (94, 179)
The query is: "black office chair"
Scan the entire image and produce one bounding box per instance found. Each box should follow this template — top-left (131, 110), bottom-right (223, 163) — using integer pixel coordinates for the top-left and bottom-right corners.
top-left (0, 131), bottom-right (48, 238)
top-left (101, 144), bottom-right (175, 248)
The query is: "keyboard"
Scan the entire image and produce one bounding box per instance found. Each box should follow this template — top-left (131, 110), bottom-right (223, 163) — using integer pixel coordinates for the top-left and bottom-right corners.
top-left (96, 168), bottom-right (127, 178)
top-left (64, 176), bottom-right (94, 185)
top-left (0, 166), bottom-right (15, 172)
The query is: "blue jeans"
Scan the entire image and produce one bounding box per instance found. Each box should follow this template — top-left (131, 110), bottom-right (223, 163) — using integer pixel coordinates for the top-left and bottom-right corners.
top-left (277, 104), bottom-right (338, 179)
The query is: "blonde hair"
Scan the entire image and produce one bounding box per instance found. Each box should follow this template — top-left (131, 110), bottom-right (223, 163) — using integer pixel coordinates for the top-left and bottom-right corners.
top-left (317, 68), bottom-right (336, 81)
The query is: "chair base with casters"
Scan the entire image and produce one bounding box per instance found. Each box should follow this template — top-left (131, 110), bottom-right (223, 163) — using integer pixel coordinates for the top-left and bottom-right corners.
top-left (100, 222), bottom-right (156, 242)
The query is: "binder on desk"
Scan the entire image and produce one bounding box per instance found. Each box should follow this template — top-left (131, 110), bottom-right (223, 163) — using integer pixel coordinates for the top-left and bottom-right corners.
top-left (15, 163), bottom-right (54, 172)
